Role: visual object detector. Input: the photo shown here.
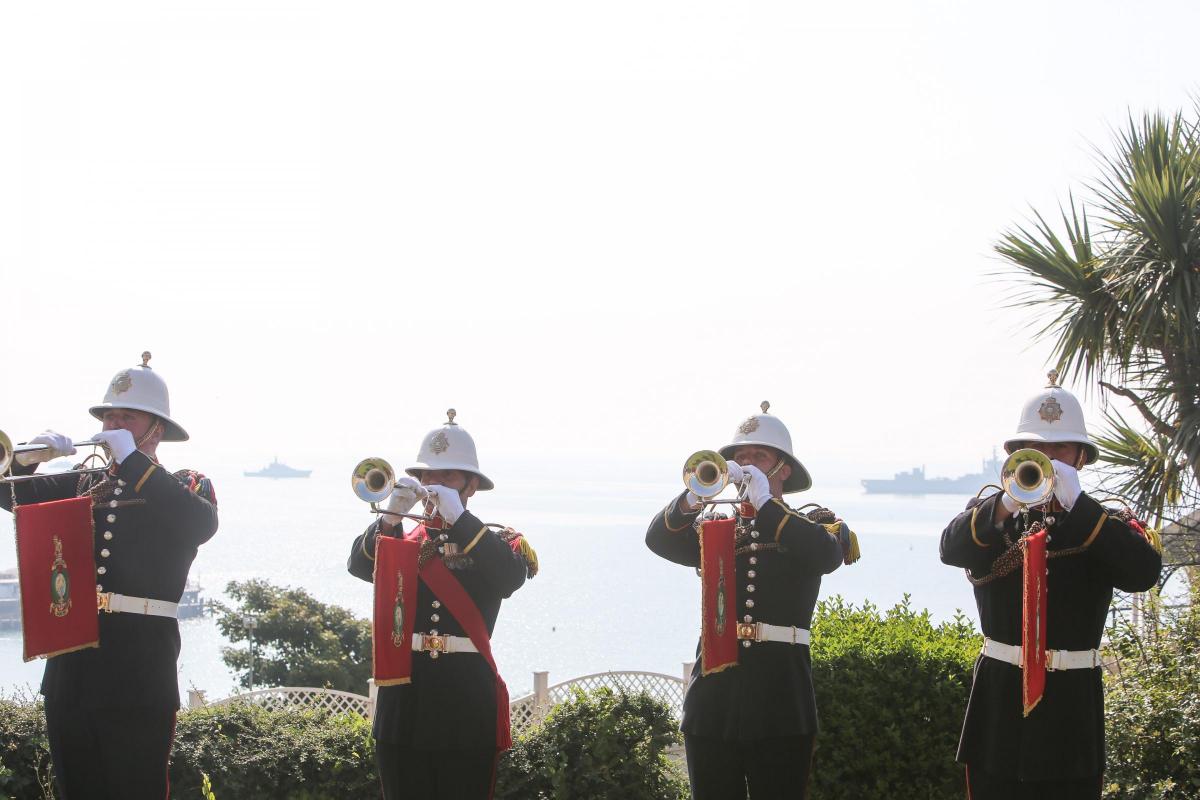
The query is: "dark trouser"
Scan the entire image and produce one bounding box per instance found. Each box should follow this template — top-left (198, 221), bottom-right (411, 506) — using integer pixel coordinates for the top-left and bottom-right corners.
top-left (44, 701), bottom-right (176, 800)
top-left (965, 764), bottom-right (1102, 800)
top-left (684, 733), bottom-right (815, 800)
top-left (376, 743), bottom-right (498, 800)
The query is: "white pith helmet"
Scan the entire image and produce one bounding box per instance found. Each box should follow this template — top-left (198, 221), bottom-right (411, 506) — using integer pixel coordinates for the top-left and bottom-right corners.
top-left (405, 409), bottom-right (494, 491)
top-left (88, 351), bottom-right (188, 442)
top-left (718, 401), bottom-right (812, 493)
top-left (1004, 370), bottom-right (1098, 465)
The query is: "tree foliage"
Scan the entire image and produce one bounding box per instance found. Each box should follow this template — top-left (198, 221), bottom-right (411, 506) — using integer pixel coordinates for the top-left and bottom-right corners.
top-left (1103, 588), bottom-right (1200, 799)
top-left (214, 579), bottom-right (372, 693)
top-left (995, 102), bottom-right (1200, 557)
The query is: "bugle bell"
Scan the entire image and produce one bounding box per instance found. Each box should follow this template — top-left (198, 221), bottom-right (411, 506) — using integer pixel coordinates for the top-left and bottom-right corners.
top-left (1001, 448), bottom-right (1056, 508)
top-left (682, 450), bottom-right (746, 499)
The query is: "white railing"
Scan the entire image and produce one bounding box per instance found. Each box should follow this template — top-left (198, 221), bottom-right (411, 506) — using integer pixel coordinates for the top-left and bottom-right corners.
top-left (191, 663), bottom-right (694, 738)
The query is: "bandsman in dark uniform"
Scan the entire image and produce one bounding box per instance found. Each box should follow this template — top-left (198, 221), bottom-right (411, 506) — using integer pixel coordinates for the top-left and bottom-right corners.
top-left (0, 353), bottom-right (218, 800)
top-left (940, 372), bottom-right (1162, 800)
top-left (646, 402), bottom-right (860, 800)
top-left (347, 410), bottom-right (537, 800)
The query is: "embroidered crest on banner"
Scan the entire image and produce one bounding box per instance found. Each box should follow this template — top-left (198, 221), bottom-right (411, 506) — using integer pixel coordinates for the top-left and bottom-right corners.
top-left (715, 560), bottom-right (727, 635)
top-left (1038, 397), bottom-right (1063, 423)
top-left (738, 417), bottom-right (760, 435)
top-left (110, 371), bottom-right (133, 395)
top-left (430, 431), bottom-right (450, 455)
top-left (391, 572), bottom-right (405, 647)
top-left (49, 536), bottom-right (72, 617)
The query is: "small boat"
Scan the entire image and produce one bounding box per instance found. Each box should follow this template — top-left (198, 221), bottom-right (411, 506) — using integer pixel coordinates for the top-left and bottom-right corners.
top-left (244, 458), bottom-right (312, 479)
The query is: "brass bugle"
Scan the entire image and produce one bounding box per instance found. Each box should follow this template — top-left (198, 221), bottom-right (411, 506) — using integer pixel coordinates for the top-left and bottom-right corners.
top-left (350, 456), bottom-right (507, 530)
top-left (0, 429), bottom-right (110, 481)
top-left (1001, 448), bottom-right (1056, 508)
top-left (683, 450), bottom-right (747, 500)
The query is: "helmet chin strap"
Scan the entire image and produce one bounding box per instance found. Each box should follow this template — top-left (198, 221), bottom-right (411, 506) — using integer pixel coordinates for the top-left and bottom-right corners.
top-left (135, 420), bottom-right (163, 450)
top-left (766, 458), bottom-right (786, 480)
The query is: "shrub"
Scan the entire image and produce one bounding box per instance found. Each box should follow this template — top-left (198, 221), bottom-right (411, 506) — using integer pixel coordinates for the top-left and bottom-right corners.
top-left (0, 693), bottom-right (53, 800)
top-left (1103, 589), bottom-right (1200, 799)
top-left (496, 688), bottom-right (688, 800)
top-left (809, 595), bottom-right (981, 800)
top-left (169, 702), bottom-right (376, 799)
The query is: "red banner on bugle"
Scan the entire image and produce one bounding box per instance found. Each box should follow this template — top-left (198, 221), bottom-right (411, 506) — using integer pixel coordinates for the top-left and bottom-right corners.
top-left (1022, 528), bottom-right (1048, 717)
top-left (15, 496), bottom-right (99, 661)
top-left (373, 535), bottom-right (420, 687)
top-left (700, 517), bottom-right (738, 676)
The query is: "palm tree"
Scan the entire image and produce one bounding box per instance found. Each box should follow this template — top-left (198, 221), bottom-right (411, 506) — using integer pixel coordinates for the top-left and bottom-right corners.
top-left (994, 102), bottom-right (1200, 583)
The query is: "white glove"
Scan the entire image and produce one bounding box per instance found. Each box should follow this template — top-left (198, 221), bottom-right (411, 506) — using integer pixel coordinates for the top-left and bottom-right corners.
top-left (15, 430), bottom-right (76, 466)
top-left (725, 461), bottom-right (745, 485)
top-left (92, 429), bottom-right (137, 464)
top-left (424, 484), bottom-right (465, 526)
top-left (1051, 460), bottom-right (1082, 511)
top-left (1000, 492), bottom-right (1021, 516)
top-left (683, 491), bottom-right (702, 511)
top-left (742, 464), bottom-right (772, 510)
top-left (384, 477), bottom-right (424, 518)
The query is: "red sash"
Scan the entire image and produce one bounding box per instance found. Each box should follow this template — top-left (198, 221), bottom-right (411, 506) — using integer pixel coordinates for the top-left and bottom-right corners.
top-left (699, 517), bottom-right (738, 676)
top-left (1021, 527), bottom-right (1048, 716)
top-left (372, 524), bottom-right (512, 750)
top-left (15, 497), bottom-right (99, 661)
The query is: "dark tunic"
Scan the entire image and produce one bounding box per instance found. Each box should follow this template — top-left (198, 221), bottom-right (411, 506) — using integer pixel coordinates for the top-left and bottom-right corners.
top-left (940, 492), bottom-right (1161, 781)
top-left (0, 450), bottom-right (218, 710)
top-left (645, 492), bottom-right (844, 741)
top-left (347, 509), bottom-right (528, 749)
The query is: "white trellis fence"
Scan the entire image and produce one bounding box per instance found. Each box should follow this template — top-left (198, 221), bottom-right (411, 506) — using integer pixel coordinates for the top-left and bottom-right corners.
top-left (191, 663), bottom-right (694, 738)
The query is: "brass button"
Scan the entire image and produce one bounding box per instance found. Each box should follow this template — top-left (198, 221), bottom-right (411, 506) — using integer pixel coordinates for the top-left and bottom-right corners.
top-left (97, 566), bottom-right (107, 575)
top-left (103, 531), bottom-right (113, 541)
top-left (107, 514), bottom-right (116, 523)
top-left (100, 549), bottom-right (110, 558)
top-left (744, 598), bottom-right (754, 608)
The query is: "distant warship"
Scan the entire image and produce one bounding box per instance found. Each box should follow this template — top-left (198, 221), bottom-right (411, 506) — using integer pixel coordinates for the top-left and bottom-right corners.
top-left (245, 458), bottom-right (312, 479)
top-left (861, 453), bottom-right (1001, 495)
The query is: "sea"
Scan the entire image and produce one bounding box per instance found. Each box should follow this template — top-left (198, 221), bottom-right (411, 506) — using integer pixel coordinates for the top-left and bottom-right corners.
top-left (0, 457), bottom-right (981, 702)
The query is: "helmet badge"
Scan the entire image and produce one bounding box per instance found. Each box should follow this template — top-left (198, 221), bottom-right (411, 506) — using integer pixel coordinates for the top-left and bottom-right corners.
top-left (110, 371), bottom-right (133, 395)
top-left (738, 417), bottom-right (759, 435)
top-left (430, 430), bottom-right (450, 455)
top-left (1039, 397), bottom-right (1063, 423)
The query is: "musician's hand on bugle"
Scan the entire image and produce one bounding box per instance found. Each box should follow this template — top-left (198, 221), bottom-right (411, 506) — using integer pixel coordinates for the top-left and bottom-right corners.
top-left (379, 477), bottom-right (423, 532)
top-left (1051, 460), bottom-right (1082, 511)
top-left (16, 430), bottom-right (76, 466)
top-left (92, 429), bottom-right (137, 464)
top-left (742, 464), bottom-right (772, 510)
top-left (425, 484), bottom-right (465, 525)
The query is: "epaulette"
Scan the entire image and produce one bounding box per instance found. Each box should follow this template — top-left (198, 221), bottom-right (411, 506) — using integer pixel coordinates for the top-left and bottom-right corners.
top-left (499, 528), bottom-right (538, 578)
top-left (800, 505), bottom-right (861, 565)
top-left (173, 469), bottom-right (218, 508)
top-left (1108, 506), bottom-right (1162, 555)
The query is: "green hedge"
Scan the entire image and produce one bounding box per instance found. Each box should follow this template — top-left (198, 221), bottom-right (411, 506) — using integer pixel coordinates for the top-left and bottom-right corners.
top-left (809, 595), bottom-right (981, 800)
top-left (1102, 591), bottom-right (1200, 799)
top-left (496, 687), bottom-right (688, 800)
top-left (169, 703), bottom-right (376, 799)
top-left (0, 694), bottom-right (53, 800)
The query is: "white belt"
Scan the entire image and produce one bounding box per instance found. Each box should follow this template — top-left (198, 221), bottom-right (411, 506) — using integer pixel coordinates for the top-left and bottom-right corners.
top-left (736, 622), bottom-right (811, 646)
top-left (411, 632), bottom-right (478, 656)
top-left (982, 638), bottom-right (1101, 670)
top-left (97, 592), bottom-right (179, 619)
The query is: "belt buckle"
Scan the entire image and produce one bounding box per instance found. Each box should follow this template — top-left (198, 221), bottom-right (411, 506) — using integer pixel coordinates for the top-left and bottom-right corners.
top-left (97, 591), bottom-right (113, 613)
top-left (736, 623), bottom-right (760, 642)
top-left (1045, 650), bottom-right (1060, 671)
top-left (423, 634), bottom-right (446, 658)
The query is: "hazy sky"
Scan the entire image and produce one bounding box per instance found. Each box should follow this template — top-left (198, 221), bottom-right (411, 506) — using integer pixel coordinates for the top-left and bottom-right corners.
top-left (2, 0), bottom-right (1197, 486)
